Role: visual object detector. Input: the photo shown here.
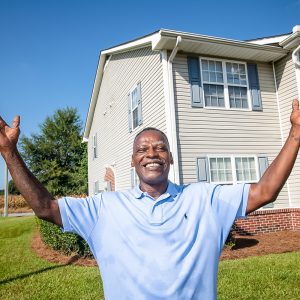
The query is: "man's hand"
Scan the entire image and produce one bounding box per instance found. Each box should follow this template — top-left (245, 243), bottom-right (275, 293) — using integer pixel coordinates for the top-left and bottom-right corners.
top-left (0, 114), bottom-right (62, 226)
top-left (290, 99), bottom-right (300, 142)
top-left (0, 115), bottom-right (20, 155)
top-left (290, 99), bottom-right (300, 126)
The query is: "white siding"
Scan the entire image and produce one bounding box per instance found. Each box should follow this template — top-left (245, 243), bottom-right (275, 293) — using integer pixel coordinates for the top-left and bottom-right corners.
top-left (173, 54), bottom-right (289, 208)
top-left (275, 53), bottom-right (300, 207)
top-left (88, 47), bottom-right (165, 194)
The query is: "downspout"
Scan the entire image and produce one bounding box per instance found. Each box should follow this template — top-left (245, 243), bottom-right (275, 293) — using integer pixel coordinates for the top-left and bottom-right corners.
top-left (272, 61), bottom-right (292, 207)
top-left (292, 44), bottom-right (300, 99)
top-left (165, 36), bottom-right (182, 184)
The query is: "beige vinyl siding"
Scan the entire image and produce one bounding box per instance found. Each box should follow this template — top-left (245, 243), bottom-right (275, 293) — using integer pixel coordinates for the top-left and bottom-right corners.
top-left (88, 47), bottom-right (165, 194)
top-left (275, 53), bottom-right (300, 207)
top-left (173, 54), bottom-right (288, 208)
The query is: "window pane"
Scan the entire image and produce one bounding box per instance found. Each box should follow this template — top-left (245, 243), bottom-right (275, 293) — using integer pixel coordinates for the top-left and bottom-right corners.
top-left (210, 157), bottom-right (232, 182)
top-left (226, 62), bottom-right (247, 86)
top-left (202, 60), bottom-right (208, 70)
top-left (211, 170), bottom-right (218, 182)
top-left (215, 61), bottom-right (222, 72)
top-left (235, 157), bottom-right (257, 182)
top-left (204, 84), bottom-right (225, 107)
top-left (229, 86), bottom-right (248, 109)
top-left (203, 71), bottom-right (209, 81)
top-left (131, 88), bottom-right (138, 108)
top-left (202, 60), bottom-right (223, 84)
top-left (132, 108), bottom-right (139, 129)
top-left (210, 158), bottom-right (217, 169)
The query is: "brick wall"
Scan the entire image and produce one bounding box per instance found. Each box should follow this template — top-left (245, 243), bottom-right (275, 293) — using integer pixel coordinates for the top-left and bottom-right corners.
top-left (234, 208), bottom-right (300, 235)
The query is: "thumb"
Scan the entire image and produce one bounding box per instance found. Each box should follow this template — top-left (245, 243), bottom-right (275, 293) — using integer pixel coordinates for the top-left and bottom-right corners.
top-left (292, 99), bottom-right (299, 112)
top-left (12, 116), bottom-right (20, 128)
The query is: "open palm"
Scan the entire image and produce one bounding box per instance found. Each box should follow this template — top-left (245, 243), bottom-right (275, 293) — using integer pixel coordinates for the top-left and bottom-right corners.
top-left (290, 99), bottom-right (300, 127)
top-left (0, 116), bottom-right (20, 153)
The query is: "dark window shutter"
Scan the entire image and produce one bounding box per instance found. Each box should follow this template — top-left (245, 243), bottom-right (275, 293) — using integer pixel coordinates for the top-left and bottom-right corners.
top-left (258, 156), bottom-right (274, 208)
top-left (187, 57), bottom-right (203, 107)
top-left (137, 82), bottom-right (143, 125)
top-left (247, 63), bottom-right (262, 111)
top-left (128, 94), bottom-right (132, 133)
top-left (197, 157), bottom-right (209, 182)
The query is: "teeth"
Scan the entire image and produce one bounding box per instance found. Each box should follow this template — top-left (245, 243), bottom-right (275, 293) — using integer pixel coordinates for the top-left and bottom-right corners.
top-left (145, 163), bottom-right (160, 167)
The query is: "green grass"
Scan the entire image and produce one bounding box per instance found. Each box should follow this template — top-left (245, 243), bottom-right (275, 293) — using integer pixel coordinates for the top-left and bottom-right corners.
top-left (218, 252), bottom-right (300, 300)
top-left (1, 217), bottom-right (300, 299)
top-left (0, 217), bottom-right (103, 300)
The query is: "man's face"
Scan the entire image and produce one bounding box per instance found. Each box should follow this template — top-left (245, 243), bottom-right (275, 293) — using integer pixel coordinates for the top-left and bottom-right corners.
top-left (131, 130), bottom-right (173, 187)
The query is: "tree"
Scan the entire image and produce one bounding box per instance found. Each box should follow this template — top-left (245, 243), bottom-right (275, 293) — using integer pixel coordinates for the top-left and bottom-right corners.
top-left (20, 107), bottom-right (90, 257)
top-left (20, 107), bottom-right (88, 196)
top-left (8, 180), bottom-right (20, 195)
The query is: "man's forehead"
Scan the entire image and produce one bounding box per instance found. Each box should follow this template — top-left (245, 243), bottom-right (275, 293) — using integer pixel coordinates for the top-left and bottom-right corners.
top-left (134, 130), bottom-right (169, 146)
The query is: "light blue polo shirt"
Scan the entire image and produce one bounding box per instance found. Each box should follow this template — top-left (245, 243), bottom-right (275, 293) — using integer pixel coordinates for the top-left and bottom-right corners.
top-left (58, 181), bottom-right (249, 300)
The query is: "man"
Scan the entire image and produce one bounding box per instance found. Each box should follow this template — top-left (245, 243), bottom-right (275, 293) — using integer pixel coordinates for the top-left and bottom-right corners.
top-left (1, 99), bottom-right (300, 299)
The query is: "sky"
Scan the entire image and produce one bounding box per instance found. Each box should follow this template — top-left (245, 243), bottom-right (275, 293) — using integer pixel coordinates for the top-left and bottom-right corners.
top-left (1, 0), bottom-right (300, 189)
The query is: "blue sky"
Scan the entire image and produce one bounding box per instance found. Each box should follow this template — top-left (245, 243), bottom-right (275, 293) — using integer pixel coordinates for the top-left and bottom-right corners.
top-left (1, 0), bottom-right (300, 189)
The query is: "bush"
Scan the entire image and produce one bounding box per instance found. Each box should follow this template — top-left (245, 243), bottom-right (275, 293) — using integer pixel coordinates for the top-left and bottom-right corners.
top-left (37, 218), bottom-right (93, 258)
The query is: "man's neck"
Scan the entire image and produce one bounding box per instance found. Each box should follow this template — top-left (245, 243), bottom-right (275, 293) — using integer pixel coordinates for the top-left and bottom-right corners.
top-left (139, 181), bottom-right (169, 200)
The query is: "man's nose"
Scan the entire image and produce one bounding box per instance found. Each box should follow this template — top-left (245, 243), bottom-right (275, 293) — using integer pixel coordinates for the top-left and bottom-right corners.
top-left (146, 147), bottom-right (158, 157)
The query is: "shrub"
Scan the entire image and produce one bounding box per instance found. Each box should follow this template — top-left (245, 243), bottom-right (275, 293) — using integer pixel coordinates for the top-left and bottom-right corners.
top-left (37, 218), bottom-right (93, 258)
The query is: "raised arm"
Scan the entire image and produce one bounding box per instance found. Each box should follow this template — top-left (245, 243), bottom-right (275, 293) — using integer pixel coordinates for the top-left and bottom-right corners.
top-left (0, 115), bottom-right (62, 226)
top-left (247, 99), bottom-right (300, 214)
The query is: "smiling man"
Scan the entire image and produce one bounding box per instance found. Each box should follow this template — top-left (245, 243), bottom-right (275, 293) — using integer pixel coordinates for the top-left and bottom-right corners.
top-left (1, 100), bottom-right (300, 299)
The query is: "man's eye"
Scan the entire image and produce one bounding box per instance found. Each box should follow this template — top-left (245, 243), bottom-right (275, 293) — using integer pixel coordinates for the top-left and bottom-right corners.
top-left (157, 146), bottom-right (167, 151)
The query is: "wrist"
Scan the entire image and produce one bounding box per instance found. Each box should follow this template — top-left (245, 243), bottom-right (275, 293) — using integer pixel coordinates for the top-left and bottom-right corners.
top-left (1, 147), bottom-right (19, 161)
top-left (289, 125), bottom-right (300, 143)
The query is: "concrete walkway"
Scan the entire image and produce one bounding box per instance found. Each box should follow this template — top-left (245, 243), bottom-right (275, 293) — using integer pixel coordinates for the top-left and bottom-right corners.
top-left (1, 212), bottom-right (35, 217)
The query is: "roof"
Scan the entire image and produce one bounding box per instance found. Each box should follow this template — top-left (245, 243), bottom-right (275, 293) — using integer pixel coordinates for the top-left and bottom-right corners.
top-left (83, 28), bottom-right (290, 141)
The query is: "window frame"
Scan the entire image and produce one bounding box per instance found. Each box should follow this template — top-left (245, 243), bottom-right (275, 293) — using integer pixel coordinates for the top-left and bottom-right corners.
top-left (129, 84), bottom-right (140, 131)
top-left (92, 133), bottom-right (98, 159)
top-left (94, 180), bottom-right (99, 194)
top-left (199, 57), bottom-right (252, 111)
top-left (130, 167), bottom-right (139, 188)
top-left (207, 154), bottom-right (259, 184)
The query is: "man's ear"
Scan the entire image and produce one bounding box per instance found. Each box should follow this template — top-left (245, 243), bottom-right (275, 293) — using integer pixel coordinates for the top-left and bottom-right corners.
top-left (170, 152), bottom-right (174, 165)
top-left (131, 155), bottom-right (134, 167)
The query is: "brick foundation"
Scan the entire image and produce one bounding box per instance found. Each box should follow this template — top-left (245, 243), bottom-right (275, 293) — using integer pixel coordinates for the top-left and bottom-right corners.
top-left (234, 208), bottom-right (300, 235)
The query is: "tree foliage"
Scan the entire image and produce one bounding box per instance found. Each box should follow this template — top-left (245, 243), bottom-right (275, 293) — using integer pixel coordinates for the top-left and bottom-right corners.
top-left (8, 180), bottom-right (20, 195)
top-left (20, 107), bottom-right (88, 196)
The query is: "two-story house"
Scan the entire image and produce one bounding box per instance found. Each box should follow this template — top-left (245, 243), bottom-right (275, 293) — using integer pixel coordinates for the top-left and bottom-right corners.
top-left (83, 25), bottom-right (300, 234)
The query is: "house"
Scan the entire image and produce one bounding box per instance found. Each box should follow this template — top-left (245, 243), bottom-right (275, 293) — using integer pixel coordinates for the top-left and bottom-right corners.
top-left (83, 25), bottom-right (300, 234)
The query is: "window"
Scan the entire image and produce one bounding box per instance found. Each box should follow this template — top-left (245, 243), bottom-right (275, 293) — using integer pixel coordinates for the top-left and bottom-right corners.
top-left (104, 181), bottom-right (112, 192)
top-left (206, 155), bottom-right (258, 184)
top-left (128, 82), bottom-right (142, 132)
top-left (94, 181), bottom-right (99, 194)
top-left (92, 133), bottom-right (98, 159)
top-left (130, 168), bottom-right (139, 188)
top-left (201, 59), bottom-right (249, 109)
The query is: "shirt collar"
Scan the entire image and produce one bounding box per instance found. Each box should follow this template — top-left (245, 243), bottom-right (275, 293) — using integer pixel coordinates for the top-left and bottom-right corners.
top-left (132, 181), bottom-right (180, 199)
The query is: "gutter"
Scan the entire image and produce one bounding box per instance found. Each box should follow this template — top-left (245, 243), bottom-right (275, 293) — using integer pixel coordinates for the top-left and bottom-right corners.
top-left (162, 36), bottom-right (182, 184)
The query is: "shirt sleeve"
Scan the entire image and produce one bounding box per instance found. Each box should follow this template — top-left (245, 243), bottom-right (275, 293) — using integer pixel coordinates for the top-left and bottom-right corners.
top-left (211, 183), bottom-right (250, 246)
top-left (58, 194), bottom-right (102, 240)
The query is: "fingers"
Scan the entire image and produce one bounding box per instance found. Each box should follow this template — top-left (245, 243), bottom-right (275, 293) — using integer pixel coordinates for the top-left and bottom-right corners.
top-left (12, 115), bottom-right (20, 128)
top-left (0, 116), bottom-right (8, 130)
top-left (292, 99), bottom-right (299, 112)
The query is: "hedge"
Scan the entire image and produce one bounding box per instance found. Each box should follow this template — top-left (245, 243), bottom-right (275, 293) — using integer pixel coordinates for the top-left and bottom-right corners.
top-left (37, 218), bottom-right (93, 258)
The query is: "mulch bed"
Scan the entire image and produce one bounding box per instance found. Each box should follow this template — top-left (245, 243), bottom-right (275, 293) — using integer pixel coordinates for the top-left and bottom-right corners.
top-left (31, 230), bottom-right (300, 267)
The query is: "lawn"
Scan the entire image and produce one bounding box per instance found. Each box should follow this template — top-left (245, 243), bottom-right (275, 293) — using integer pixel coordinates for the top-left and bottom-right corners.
top-left (0, 216), bottom-right (103, 300)
top-left (1, 216), bottom-right (299, 300)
